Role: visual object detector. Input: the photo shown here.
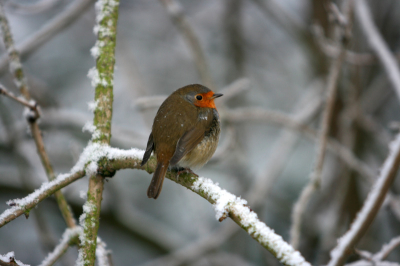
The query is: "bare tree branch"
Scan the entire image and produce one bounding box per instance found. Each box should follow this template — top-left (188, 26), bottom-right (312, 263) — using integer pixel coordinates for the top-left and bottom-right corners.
top-left (290, 1), bottom-right (354, 248)
top-left (373, 236), bottom-right (400, 261)
top-left (355, 0), bottom-right (400, 101)
top-left (0, 2), bottom-right (76, 228)
top-left (158, 0), bottom-right (215, 90)
top-left (0, 0), bottom-right (95, 73)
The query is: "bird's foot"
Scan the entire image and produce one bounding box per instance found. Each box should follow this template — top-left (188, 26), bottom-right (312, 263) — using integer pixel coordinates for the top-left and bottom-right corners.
top-left (176, 167), bottom-right (198, 177)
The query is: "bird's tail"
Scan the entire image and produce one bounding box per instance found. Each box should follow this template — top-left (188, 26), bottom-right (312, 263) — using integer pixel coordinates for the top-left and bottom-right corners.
top-left (147, 161), bottom-right (168, 199)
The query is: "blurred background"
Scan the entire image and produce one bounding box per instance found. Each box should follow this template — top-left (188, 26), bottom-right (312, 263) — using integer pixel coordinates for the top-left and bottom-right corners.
top-left (0, 0), bottom-right (400, 265)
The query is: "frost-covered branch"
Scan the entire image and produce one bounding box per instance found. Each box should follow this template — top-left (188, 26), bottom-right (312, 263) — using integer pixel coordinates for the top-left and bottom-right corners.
top-left (373, 236), bottom-right (400, 261)
top-left (0, 2), bottom-right (76, 228)
top-left (0, 139), bottom-right (309, 265)
top-left (78, 0), bottom-right (120, 265)
top-left (355, 0), bottom-right (400, 102)
top-left (0, 170), bottom-right (85, 228)
top-left (158, 0), bottom-right (215, 90)
top-left (0, 0), bottom-right (95, 73)
top-left (190, 178), bottom-right (310, 266)
top-left (0, 252), bottom-right (29, 266)
top-left (328, 134), bottom-right (400, 266)
top-left (38, 227), bottom-right (82, 266)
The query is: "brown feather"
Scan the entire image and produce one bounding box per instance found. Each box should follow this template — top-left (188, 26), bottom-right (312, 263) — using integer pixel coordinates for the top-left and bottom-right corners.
top-left (147, 160), bottom-right (169, 199)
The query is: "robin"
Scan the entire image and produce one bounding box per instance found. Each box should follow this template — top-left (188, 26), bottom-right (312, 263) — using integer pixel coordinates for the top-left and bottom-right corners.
top-left (141, 84), bottom-right (223, 199)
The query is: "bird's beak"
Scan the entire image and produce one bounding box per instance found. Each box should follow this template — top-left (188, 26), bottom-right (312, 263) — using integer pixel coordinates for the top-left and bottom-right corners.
top-left (211, 93), bottom-right (223, 99)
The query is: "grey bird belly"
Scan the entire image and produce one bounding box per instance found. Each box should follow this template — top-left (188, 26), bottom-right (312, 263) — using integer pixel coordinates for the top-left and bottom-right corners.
top-left (178, 110), bottom-right (220, 169)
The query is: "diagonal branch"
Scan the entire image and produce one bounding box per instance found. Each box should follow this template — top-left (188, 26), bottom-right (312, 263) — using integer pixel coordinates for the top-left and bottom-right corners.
top-left (38, 227), bottom-right (82, 266)
top-left (327, 134), bottom-right (400, 266)
top-left (355, 0), bottom-right (400, 101)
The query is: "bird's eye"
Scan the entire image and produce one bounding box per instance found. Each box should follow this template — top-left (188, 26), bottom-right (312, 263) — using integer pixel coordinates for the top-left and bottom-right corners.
top-left (196, 95), bottom-right (203, 100)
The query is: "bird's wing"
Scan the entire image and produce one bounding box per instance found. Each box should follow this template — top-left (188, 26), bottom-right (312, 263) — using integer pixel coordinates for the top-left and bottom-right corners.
top-left (141, 132), bottom-right (154, 166)
top-left (170, 111), bottom-right (213, 166)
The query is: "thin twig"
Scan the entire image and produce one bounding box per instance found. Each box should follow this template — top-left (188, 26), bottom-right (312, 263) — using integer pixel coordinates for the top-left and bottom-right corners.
top-left (0, 0), bottom-right (95, 73)
top-left (355, 0), bottom-right (400, 101)
top-left (38, 227), bottom-right (82, 266)
top-left (78, 0), bottom-right (120, 265)
top-left (290, 1), bottom-right (353, 249)
top-left (223, 107), bottom-right (375, 181)
top-left (0, 2), bottom-right (76, 228)
top-left (327, 134), bottom-right (400, 266)
top-left (0, 83), bottom-right (37, 110)
top-left (158, 0), bottom-right (215, 90)
top-left (373, 236), bottom-right (400, 261)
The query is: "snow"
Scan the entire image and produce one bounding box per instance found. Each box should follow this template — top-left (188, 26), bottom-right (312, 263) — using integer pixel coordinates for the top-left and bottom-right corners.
top-left (38, 227), bottom-right (82, 266)
top-left (191, 177), bottom-right (311, 266)
top-left (0, 251), bottom-right (30, 266)
top-left (96, 237), bottom-right (111, 266)
top-left (328, 134), bottom-right (400, 266)
top-left (87, 99), bottom-right (100, 112)
top-left (0, 252), bottom-right (14, 263)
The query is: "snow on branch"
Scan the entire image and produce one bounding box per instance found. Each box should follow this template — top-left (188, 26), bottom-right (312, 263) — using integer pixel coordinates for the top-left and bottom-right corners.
top-left (328, 134), bottom-right (400, 266)
top-left (38, 227), bottom-right (82, 266)
top-left (190, 177), bottom-right (311, 266)
top-left (96, 237), bottom-right (113, 266)
top-left (0, 144), bottom-right (143, 228)
top-left (0, 252), bottom-right (29, 266)
top-left (0, 170), bottom-right (84, 228)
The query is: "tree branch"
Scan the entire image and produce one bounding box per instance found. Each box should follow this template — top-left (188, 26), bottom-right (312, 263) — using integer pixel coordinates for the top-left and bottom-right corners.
top-left (0, 252), bottom-right (28, 266)
top-left (0, 144), bottom-right (310, 266)
top-left (0, 2), bottom-right (76, 228)
top-left (78, 0), bottom-right (120, 265)
top-left (355, 0), bottom-right (400, 102)
top-left (327, 134), bottom-right (400, 266)
top-left (158, 0), bottom-right (215, 90)
top-left (290, 1), bottom-right (354, 248)
top-left (38, 227), bottom-right (82, 266)
top-left (0, 0), bottom-right (95, 73)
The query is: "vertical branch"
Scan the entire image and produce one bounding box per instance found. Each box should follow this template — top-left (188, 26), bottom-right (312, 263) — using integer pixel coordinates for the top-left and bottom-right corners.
top-left (0, 3), bottom-right (76, 228)
top-left (159, 0), bottom-right (215, 90)
top-left (78, 0), bottom-right (119, 265)
top-left (290, 2), bottom-right (353, 249)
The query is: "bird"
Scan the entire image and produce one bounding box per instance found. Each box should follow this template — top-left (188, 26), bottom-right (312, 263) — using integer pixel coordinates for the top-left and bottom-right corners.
top-left (141, 84), bottom-right (223, 199)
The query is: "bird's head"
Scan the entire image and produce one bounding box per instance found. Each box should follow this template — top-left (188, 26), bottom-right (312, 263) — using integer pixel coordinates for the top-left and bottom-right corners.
top-left (179, 84), bottom-right (223, 109)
